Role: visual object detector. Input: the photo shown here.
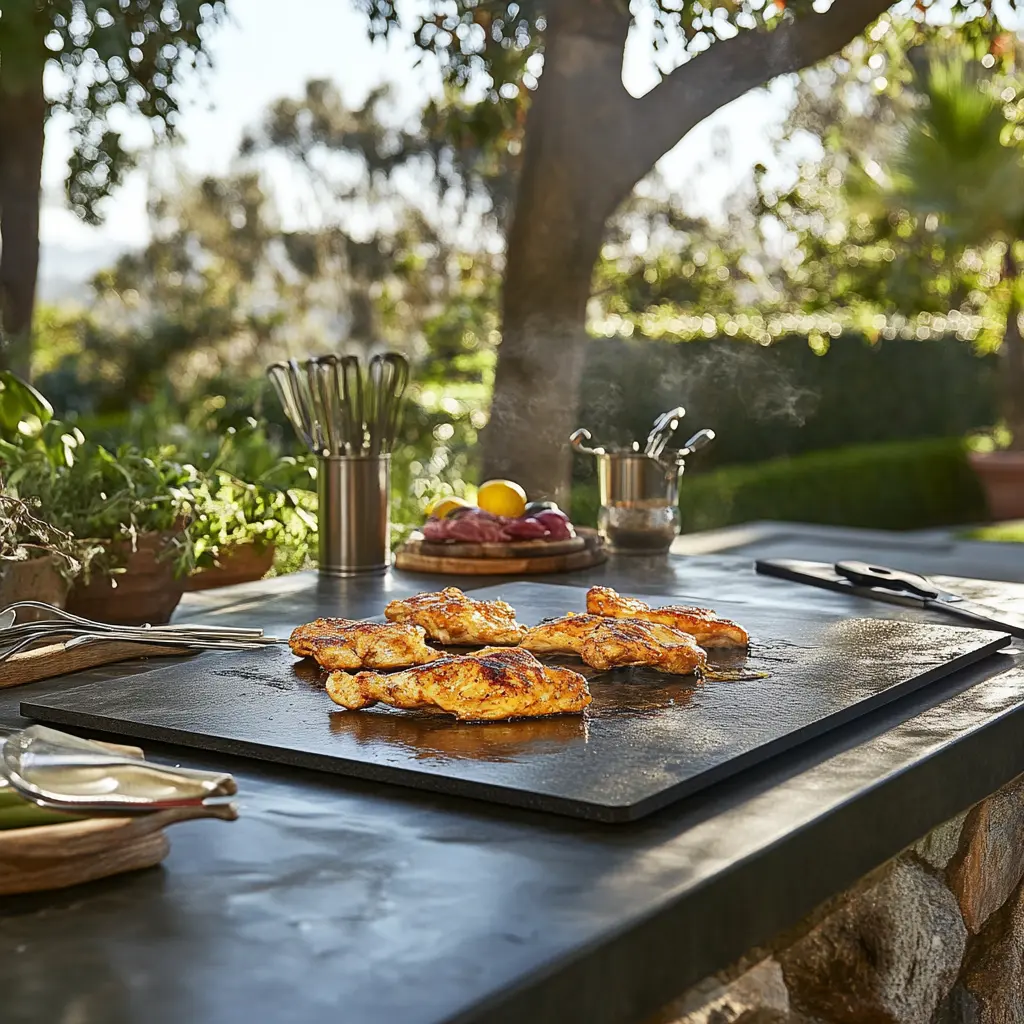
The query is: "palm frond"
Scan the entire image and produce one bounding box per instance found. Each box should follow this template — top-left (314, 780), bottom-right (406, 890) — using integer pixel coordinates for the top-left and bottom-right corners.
top-left (889, 54), bottom-right (1024, 245)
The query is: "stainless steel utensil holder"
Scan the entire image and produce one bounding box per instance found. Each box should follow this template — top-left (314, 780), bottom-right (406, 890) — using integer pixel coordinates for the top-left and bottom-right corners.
top-left (318, 455), bottom-right (390, 576)
top-left (595, 452), bottom-right (682, 554)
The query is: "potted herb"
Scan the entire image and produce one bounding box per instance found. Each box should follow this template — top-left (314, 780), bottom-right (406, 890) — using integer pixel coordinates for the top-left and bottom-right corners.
top-left (184, 426), bottom-right (316, 590)
top-left (2, 435), bottom-right (198, 626)
top-left (0, 491), bottom-right (80, 612)
top-left (185, 471), bottom-right (282, 590)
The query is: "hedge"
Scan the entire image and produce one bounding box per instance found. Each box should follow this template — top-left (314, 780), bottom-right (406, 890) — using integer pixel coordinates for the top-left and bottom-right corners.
top-left (675, 438), bottom-right (987, 533)
top-left (576, 334), bottom-right (998, 475)
top-left (570, 437), bottom-right (988, 532)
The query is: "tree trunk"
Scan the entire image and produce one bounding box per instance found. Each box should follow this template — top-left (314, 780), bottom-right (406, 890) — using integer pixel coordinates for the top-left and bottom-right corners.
top-left (480, 0), bottom-right (633, 505)
top-left (0, 51), bottom-right (46, 380)
top-left (1001, 249), bottom-right (1024, 450)
top-left (481, 0), bottom-right (895, 502)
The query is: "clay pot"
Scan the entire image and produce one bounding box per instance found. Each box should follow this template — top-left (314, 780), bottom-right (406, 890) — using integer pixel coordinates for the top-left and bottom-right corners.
top-left (183, 543), bottom-right (275, 592)
top-left (0, 551), bottom-right (72, 616)
top-left (65, 533), bottom-right (185, 626)
top-left (968, 451), bottom-right (1024, 521)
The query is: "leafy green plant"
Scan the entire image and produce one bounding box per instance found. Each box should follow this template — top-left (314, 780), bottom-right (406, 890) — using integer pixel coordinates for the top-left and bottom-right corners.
top-left (180, 422), bottom-right (317, 575)
top-left (3, 437), bottom-right (200, 582)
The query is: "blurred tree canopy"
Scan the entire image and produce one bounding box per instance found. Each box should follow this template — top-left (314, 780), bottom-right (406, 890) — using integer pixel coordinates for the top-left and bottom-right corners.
top-left (0, 0), bottom-right (224, 377)
top-left (353, 0), bottom-right (1022, 500)
top-left (752, 14), bottom-right (1024, 443)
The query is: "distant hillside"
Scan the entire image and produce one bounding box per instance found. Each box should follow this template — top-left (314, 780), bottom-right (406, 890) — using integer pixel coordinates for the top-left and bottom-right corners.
top-left (37, 241), bottom-right (129, 304)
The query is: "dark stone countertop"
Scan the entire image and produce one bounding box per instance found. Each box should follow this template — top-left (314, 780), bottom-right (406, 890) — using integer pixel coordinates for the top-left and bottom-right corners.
top-left (3, 550), bottom-right (1024, 1024)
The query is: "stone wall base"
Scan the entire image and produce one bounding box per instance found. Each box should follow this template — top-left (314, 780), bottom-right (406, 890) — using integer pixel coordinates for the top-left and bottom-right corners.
top-left (650, 773), bottom-right (1024, 1024)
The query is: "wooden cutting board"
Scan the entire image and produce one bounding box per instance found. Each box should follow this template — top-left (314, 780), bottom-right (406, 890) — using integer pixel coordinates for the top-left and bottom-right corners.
top-left (395, 529), bottom-right (606, 576)
top-left (408, 534), bottom-right (585, 559)
top-left (0, 804), bottom-right (236, 896)
top-left (0, 737), bottom-right (237, 895)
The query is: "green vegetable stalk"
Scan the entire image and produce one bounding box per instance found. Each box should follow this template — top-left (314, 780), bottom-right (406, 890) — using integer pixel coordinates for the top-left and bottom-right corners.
top-left (0, 786), bottom-right (85, 830)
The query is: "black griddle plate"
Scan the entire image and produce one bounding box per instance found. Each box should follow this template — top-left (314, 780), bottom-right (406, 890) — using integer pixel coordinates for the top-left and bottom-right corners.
top-left (20, 582), bottom-right (1009, 822)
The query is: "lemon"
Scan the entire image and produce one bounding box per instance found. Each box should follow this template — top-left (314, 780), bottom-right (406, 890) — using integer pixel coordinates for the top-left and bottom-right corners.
top-left (425, 495), bottom-right (471, 518)
top-left (477, 479), bottom-right (527, 518)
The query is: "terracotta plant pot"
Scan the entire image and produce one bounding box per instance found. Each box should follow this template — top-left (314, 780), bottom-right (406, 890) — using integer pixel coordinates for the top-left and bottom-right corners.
top-left (0, 552), bottom-right (72, 616)
top-left (65, 533), bottom-right (185, 626)
top-left (968, 451), bottom-right (1024, 521)
top-left (184, 543), bottom-right (276, 592)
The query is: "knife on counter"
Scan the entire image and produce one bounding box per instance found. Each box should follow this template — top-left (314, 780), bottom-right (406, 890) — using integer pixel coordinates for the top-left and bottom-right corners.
top-left (755, 558), bottom-right (1024, 638)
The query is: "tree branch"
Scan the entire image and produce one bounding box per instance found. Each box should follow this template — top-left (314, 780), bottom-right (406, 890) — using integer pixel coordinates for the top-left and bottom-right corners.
top-left (619, 0), bottom-right (895, 189)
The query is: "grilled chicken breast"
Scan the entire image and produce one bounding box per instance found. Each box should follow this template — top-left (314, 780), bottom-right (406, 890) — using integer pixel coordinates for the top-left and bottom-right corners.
top-left (520, 613), bottom-right (605, 655)
top-left (326, 646), bottom-right (591, 721)
top-left (586, 586), bottom-right (749, 648)
top-left (289, 617), bottom-right (358, 657)
top-left (307, 622), bottom-right (442, 671)
top-left (581, 619), bottom-right (707, 675)
top-left (384, 587), bottom-right (527, 646)
top-left (522, 613), bottom-right (706, 675)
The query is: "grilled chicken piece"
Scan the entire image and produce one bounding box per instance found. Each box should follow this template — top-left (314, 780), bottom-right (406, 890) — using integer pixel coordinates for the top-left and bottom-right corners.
top-left (289, 617), bottom-right (358, 657)
top-left (523, 613), bottom-right (706, 675)
top-left (586, 586), bottom-right (749, 648)
top-left (581, 619), bottom-right (707, 675)
top-left (384, 587), bottom-right (527, 646)
top-left (307, 622), bottom-right (442, 671)
top-left (326, 646), bottom-right (591, 721)
top-left (520, 614), bottom-right (606, 656)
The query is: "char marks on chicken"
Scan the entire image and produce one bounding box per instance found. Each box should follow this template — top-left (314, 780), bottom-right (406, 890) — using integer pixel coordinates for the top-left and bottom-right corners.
top-left (385, 587), bottom-right (527, 646)
top-left (586, 586), bottom-right (749, 648)
top-left (521, 613), bottom-right (708, 675)
top-left (326, 646), bottom-right (591, 721)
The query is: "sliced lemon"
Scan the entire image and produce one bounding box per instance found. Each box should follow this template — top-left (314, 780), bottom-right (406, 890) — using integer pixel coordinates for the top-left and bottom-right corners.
top-left (477, 479), bottom-right (527, 518)
top-left (425, 495), bottom-right (472, 518)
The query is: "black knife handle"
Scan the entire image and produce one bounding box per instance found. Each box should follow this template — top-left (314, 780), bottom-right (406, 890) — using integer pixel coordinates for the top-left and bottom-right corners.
top-left (834, 561), bottom-right (940, 599)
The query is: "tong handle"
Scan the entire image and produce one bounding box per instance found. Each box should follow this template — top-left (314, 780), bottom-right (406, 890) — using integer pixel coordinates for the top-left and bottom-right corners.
top-left (570, 428), bottom-right (601, 455)
top-left (0, 640), bottom-right (194, 691)
top-left (834, 561), bottom-right (940, 600)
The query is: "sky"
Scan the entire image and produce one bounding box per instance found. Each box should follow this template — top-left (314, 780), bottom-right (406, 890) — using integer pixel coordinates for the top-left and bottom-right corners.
top-left (38, 0), bottom-right (796, 288)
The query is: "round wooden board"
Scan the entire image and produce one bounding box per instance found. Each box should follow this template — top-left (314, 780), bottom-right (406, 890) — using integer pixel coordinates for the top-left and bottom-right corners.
top-left (0, 805), bottom-right (232, 896)
top-left (404, 533), bottom-right (585, 559)
top-left (395, 543), bottom-right (607, 576)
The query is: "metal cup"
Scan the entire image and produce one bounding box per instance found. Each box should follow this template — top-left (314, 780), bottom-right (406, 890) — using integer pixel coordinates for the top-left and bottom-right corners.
top-left (317, 455), bottom-right (390, 576)
top-left (570, 431), bottom-right (682, 555)
top-left (594, 452), bottom-right (682, 554)
top-left (596, 452), bottom-right (680, 508)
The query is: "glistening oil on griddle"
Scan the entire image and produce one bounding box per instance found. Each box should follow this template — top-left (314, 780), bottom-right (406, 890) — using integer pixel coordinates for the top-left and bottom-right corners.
top-left (19, 582), bottom-right (1011, 822)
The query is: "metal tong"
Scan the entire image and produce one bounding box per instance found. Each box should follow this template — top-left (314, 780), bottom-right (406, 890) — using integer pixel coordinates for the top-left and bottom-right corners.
top-left (645, 406), bottom-right (686, 459)
top-left (1, 725), bottom-right (237, 815)
top-left (0, 602), bottom-right (284, 664)
top-left (267, 351), bottom-right (409, 457)
top-left (571, 415), bottom-right (716, 467)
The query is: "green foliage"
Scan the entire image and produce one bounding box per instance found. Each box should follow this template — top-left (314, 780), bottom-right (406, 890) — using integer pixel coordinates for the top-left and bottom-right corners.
top-left (961, 519), bottom-right (1024, 541)
top-left (0, 374), bottom-right (318, 582)
top-left (3, 434), bottom-right (200, 579)
top-left (676, 438), bottom-right (987, 533)
top-left (0, 1), bottom-right (225, 224)
top-left (890, 56), bottom-right (1024, 246)
top-left (0, 371), bottom-right (53, 442)
top-left (759, 19), bottom-right (1024, 350)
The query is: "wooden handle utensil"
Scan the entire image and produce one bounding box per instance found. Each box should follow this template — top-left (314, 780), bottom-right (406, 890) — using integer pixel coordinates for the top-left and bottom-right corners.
top-left (0, 641), bottom-right (193, 690)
